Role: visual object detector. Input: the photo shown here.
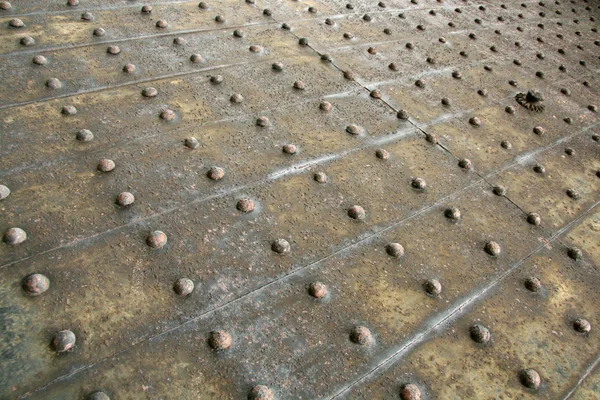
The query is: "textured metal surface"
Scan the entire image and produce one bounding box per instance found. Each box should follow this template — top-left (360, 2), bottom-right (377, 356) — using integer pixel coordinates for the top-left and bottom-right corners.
top-left (1, 0), bottom-right (600, 399)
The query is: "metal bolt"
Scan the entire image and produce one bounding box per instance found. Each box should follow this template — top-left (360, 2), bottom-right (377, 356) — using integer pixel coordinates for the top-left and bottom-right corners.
top-left (210, 75), bottom-right (223, 84)
top-left (386, 243), bottom-right (404, 258)
top-left (314, 172), bottom-right (328, 183)
top-left (370, 89), bottom-right (381, 99)
top-left (505, 106), bottom-right (515, 114)
top-left (444, 207), bottom-right (461, 221)
top-left (423, 279), bottom-right (441, 296)
top-left (97, 159), bottom-right (115, 172)
top-left (173, 278), bottom-right (194, 296)
top-left (566, 188), bottom-right (580, 199)
top-left (458, 158), bottom-right (472, 169)
top-left (348, 205), bottom-right (365, 220)
top-left (53, 330), bottom-right (76, 352)
top-left (237, 198), bottom-right (255, 213)
top-left (519, 369), bottom-right (541, 390)
top-left (256, 116), bottom-right (271, 127)
top-left (81, 12), bottom-right (94, 21)
top-left (107, 46), bottom-right (120, 55)
top-left (477, 89), bottom-right (488, 97)
top-left (198, 2), bottom-right (208, 8)
top-left (230, 93), bottom-right (244, 103)
top-left (33, 55), bottom-right (47, 65)
top-left (208, 331), bottom-right (232, 350)
top-left (524, 277), bottom-right (542, 292)
top-left (567, 247), bottom-right (582, 260)
top-left (215, 15), bottom-right (225, 23)
top-left (308, 282), bottom-right (328, 299)
top-left (299, 38), bottom-right (308, 46)
top-left (146, 231), bottom-right (167, 249)
top-left (249, 45), bottom-right (262, 53)
top-left (142, 87), bottom-right (157, 97)
top-left (484, 241), bottom-right (501, 257)
top-left (141, 5), bottom-right (152, 13)
top-left (185, 137), bottom-right (199, 149)
top-left (399, 383), bottom-right (421, 400)
top-left (441, 98), bottom-right (450, 106)
top-left (20, 36), bottom-right (35, 46)
top-left (22, 274), bottom-right (50, 295)
top-left (46, 78), bottom-right (62, 89)
top-left (470, 324), bottom-right (491, 343)
top-left (293, 81), bottom-right (305, 91)
top-left (173, 37), bottom-right (185, 45)
top-left (350, 326), bottom-right (372, 345)
top-left (533, 126), bottom-right (545, 135)
top-left (282, 144), bottom-right (297, 154)
top-left (501, 141), bottom-right (512, 149)
top-left (156, 20), bottom-right (168, 28)
top-left (533, 164), bottom-right (545, 174)
top-left (93, 28), bottom-right (106, 36)
top-left (0, 1), bottom-right (12, 9)
top-left (346, 124), bottom-right (361, 135)
top-left (469, 117), bottom-right (481, 127)
top-left (319, 101), bottom-right (332, 112)
top-left (411, 177), bottom-right (426, 190)
top-left (493, 185), bottom-right (506, 196)
top-left (116, 192), bottom-right (135, 207)
top-left (248, 385), bottom-right (274, 400)
top-left (526, 213), bottom-right (541, 225)
top-left (573, 318), bottom-right (591, 333)
top-left (160, 109), bottom-right (176, 121)
top-left (271, 239), bottom-right (290, 254)
top-left (190, 54), bottom-right (203, 63)
top-left (123, 64), bottom-right (136, 73)
top-left (389, 62), bottom-right (399, 71)
top-left (375, 149), bottom-right (389, 160)
top-left (62, 105), bottom-right (77, 115)
top-left (565, 148), bottom-right (575, 156)
top-left (425, 133), bottom-right (437, 144)
top-left (207, 167), bottom-right (225, 181)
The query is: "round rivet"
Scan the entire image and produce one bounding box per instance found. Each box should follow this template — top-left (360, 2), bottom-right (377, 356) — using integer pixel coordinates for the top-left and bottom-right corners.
top-left (0, 1), bottom-right (11, 10)
top-left (343, 71), bottom-right (355, 80)
top-left (22, 274), bottom-right (50, 295)
top-left (505, 106), bottom-right (515, 114)
top-left (230, 93), bottom-right (244, 103)
top-left (350, 326), bottom-right (372, 345)
top-left (458, 158), bottom-right (472, 169)
top-left (452, 71), bottom-right (462, 79)
top-left (207, 167), bottom-right (225, 181)
top-left (527, 213), bottom-right (541, 225)
top-left (173, 37), bottom-right (187, 46)
top-left (384, 28), bottom-right (392, 34)
top-left (185, 137), bottom-right (199, 149)
top-left (9, 18), bottom-right (24, 28)
top-left (4, 227), bottom-right (26, 245)
top-left (411, 177), bottom-right (426, 190)
top-left (215, 15), bottom-right (225, 23)
top-left (367, 47), bottom-right (377, 55)
top-left (427, 57), bottom-right (436, 64)
top-left (397, 109), bottom-right (409, 120)
top-left (588, 105), bottom-right (598, 113)
top-left (564, 117), bottom-right (573, 124)
top-left (406, 42), bottom-right (414, 49)
top-left (346, 124), bottom-right (361, 135)
top-left (256, 116), bottom-right (270, 127)
top-left (198, 2), bottom-right (208, 8)
top-left (470, 324), bottom-right (491, 343)
top-left (271, 238), bottom-right (290, 254)
top-left (319, 101), bottom-right (332, 112)
top-left (173, 278), bottom-right (194, 296)
top-left (208, 331), bottom-right (232, 350)
top-left (62, 105), bottom-right (77, 115)
top-left (142, 87), bottom-right (157, 97)
top-left (314, 172), bottom-right (328, 183)
top-left (561, 88), bottom-right (571, 96)
top-left (33, 55), bottom-right (47, 65)
top-left (93, 28), bottom-right (105, 36)
top-left (484, 241), bottom-right (501, 257)
top-left (271, 62), bottom-right (283, 71)
top-left (46, 78), bottom-right (62, 89)
top-left (320, 54), bottom-right (332, 62)
top-left (533, 126), bottom-right (545, 135)
top-left (370, 89), bottom-right (381, 99)
top-left (0, 185), bottom-right (10, 200)
top-left (363, 14), bottom-right (372, 21)
top-left (583, 81), bottom-right (590, 87)
top-left (509, 80), bottom-right (518, 87)
top-left (298, 38), bottom-right (308, 46)
top-left (477, 89), bottom-right (488, 97)
top-left (282, 144), bottom-right (297, 154)
top-left (501, 140), bottom-right (512, 149)
top-left (248, 385), bottom-right (274, 400)
top-left (416, 24), bottom-right (425, 31)
top-left (190, 54), bottom-right (202, 63)
top-left (375, 149), bottom-right (389, 160)
top-left (386, 243), bottom-right (404, 258)
top-left (156, 20), bottom-right (168, 28)
top-left (423, 279), bottom-right (441, 296)
top-left (308, 6), bottom-right (317, 13)
top-left (343, 32), bottom-right (354, 39)
top-left (565, 148), bottom-right (575, 156)
top-left (559, 65), bottom-right (567, 72)
top-left (593, 134), bottom-right (600, 142)
top-left (107, 46), bottom-right (120, 55)
top-left (389, 62), bottom-right (399, 71)
top-left (533, 164), bottom-right (545, 174)
top-left (53, 330), bottom-right (76, 352)
top-left (293, 81), bottom-right (305, 91)
top-left (81, 12), bottom-right (94, 21)
top-left (97, 159), bottom-right (115, 172)
top-left (415, 79), bottom-right (425, 88)
top-left (520, 369), bottom-right (541, 390)
top-left (160, 109), bottom-right (176, 121)
top-left (235, 197), bottom-right (254, 212)
top-left (249, 45), bottom-right (262, 53)
top-left (123, 64), bottom-right (136, 73)
top-left (425, 133), bottom-right (437, 144)
top-left (308, 282), bottom-right (328, 299)
top-left (116, 192), bottom-right (134, 207)
top-left (573, 318), bottom-right (591, 333)
top-left (348, 205), bottom-right (365, 220)
top-left (469, 117), bottom-right (481, 126)
top-left (524, 277), bottom-right (542, 292)
top-left (484, 65), bottom-right (493, 72)
top-left (87, 391), bottom-right (110, 400)
top-left (444, 207), bottom-right (461, 221)
top-left (566, 188), bottom-right (580, 199)
top-left (399, 383), bottom-right (421, 400)
top-left (210, 75), bottom-right (223, 84)
top-left (141, 5), bottom-right (152, 13)
top-left (493, 185), bottom-right (506, 196)
top-left (441, 97), bottom-right (450, 106)
top-left (147, 231), bottom-right (167, 249)
top-left (20, 36), bottom-right (35, 46)
top-left (567, 247), bottom-right (582, 260)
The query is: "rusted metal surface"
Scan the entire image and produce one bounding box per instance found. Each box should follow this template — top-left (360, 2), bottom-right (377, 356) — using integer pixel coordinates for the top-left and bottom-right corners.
top-left (1, 0), bottom-right (600, 399)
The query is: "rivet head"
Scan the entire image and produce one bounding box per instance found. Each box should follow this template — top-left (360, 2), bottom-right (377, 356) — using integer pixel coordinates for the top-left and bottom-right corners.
top-left (282, 144), bottom-right (297, 154)
top-left (470, 324), bottom-right (491, 343)
top-left (20, 36), bottom-right (35, 46)
top-left (173, 278), bottom-right (194, 296)
top-left (249, 45), bottom-right (263, 53)
top-left (86, 391), bottom-right (110, 400)
top-left (411, 177), bottom-right (426, 190)
top-left (190, 54), bottom-right (203, 63)
top-left (46, 78), bottom-right (62, 89)
top-left (185, 137), bottom-right (199, 149)
top-left (308, 281), bottom-right (328, 299)
top-left (425, 133), bottom-right (437, 144)
top-left (593, 134), bottom-right (600, 142)
top-left (415, 79), bottom-right (425, 88)
top-left (142, 87), bottom-right (157, 97)
top-left (97, 159), bottom-right (115, 172)
top-left (256, 116), bottom-right (270, 127)
top-left (505, 106), bottom-right (515, 114)
top-left (566, 188), bottom-right (580, 199)
top-left (308, 6), bottom-right (317, 13)
top-left (123, 63), bottom-right (136, 73)
top-left (173, 37), bottom-right (185, 45)
top-left (209, 331), bottom-right (232, 350)
top-left (271, 62), bottom-right (284, 71)
top-left (107, 45), bottom-right (120, 55)
top-left (215, 15), bottom-right (226, 23)
top-left (346, 124), bottom-right (361, 135)
top-left (320, 54), bottom-right (332, 62)
top-left (399, 383), bottom-right (421, 400)
top-left (75, 129), bottom-right (94, 142)
top-left (384, 28), bottom-right (392, 34)
top-left (509, 80), bottom-right (518, 87)
top-left (230, 93), bottom-right (244, 103)
top-left (343, 70), bottom-right (355, 80)
top-left (426, 57), bottom-right (436, 64)
top-left (314, 172), bottom-right (328, 183)
top-left (567, 247), bottom-right (582, 260)
top-left (363, 14), bottom-right (372, 21)
top-left (573, 318), bottom-right (591, 333)
top-left (520, 369), bottom-right (541, 390)
top-left (458, 158), bottom-right (472, 169)
top-left (388, 62), bottom-right (399, 71)
top-left (444, 207), bottom-right (461, 221)
top-left (271, 238), bottom-right (290, 254)
top-left (441, 97), bottom-right (450, 106)
top-left (248, 385), bottom-right (274, 400)
top-left (293, 81), bottom-right (305, 91)
top-left (469, 117), bottom-right (481, 126)
top-left (207, 167), bottom-right (225, 181)
top-left (33, 55), bottom-right (47, 65)
top-left (493, 185), bottom-right (506, 196)
top-left (348, 205), bottom-right (365, 220)
top-left (350, 326), bottom-right (372, 345)
top-left (156, 20), bottom-right (168, 28)
top-left (319, 101), bottom-right (332, 112)
top-left (559, 65), bottom-right (567, 72)
top-left (533, 126), bottom-right (545, 135)
top-left (524, 277), bottom-right (542, 292)
top-left (501, 140), bottom-right (512, 149)
top-left (62, 105), bottom-right (77, 115)
top-left (385, 243), bottom-right (405, 258)
top-left (116, 192), bottom-right (135, 207)
top-left (9, 18), bottom-right (24, 28)
top-left (588, 105), bottom-right (598, 113)
top-left (160, 109), bottom-right (176, 121)
top-left (146, 231), bottom-right (167, 249)
top-left (210, 75), bottom-right (223, 84)
top-left (406, 42), bottom-right (414, 49)
top-left (397, 110), bottom-right (409, 120)
top-left (561, 88), bottom-right (571, 96)
top-left (263, 8), bottom-right (272, 16)
top-left (370, 89), bottom-right (381, 99)
top-left (0, 1), bottom-right (12, 10)
top-left (564, 116), bottom-right (573, 124)
top-left (477, 89), bottom-right (488, 97)
top-left (583, 81), bottom-right (590, 87)
top-left (565, 147), bottom-right (575, 156)
top-left (52, 330), bottom-right (76, 352)
top-left (533, 164), bottom-right (545, 174)
top-left (416, 24), bottom-right (425, 31)
top-left (232, 29), bottom-right (244, 38)
top-left (324, 18), bottom-right (334, 25)
top-left (22, 274), bottom-right (50, 295)
top-left (423, 279), bottom-right (441, 296)
top-left (343, 32), bottom-right (354, 39)
top-left (0, 185), bottom-right (10, 200)
top-left (198, 1), bottom-right (208, 9)
top-left (526, 212), bottom-right (541, 225)
top-left (484, 241), bottom-right (501, 257)
top-left (141, 5), bottom-right (152, 13)
top-left (93, 28), bottom-right (106, 36)
top-left (237, 198), bottom-right (255, 213)
top-left (375, 149), bottom-right (389, 160)
top-left (81, 12), bottom-right (94, 21)
top-left (452, 70), bottom-right (462, 79)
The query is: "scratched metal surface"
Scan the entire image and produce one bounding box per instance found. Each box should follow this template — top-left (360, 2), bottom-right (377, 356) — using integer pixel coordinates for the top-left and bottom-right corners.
top-left (1, 0), bottom-right (599, 399)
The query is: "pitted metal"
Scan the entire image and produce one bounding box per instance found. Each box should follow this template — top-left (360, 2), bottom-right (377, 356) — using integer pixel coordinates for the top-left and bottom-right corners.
top-left (1, 0), bottom-right (600, 399)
